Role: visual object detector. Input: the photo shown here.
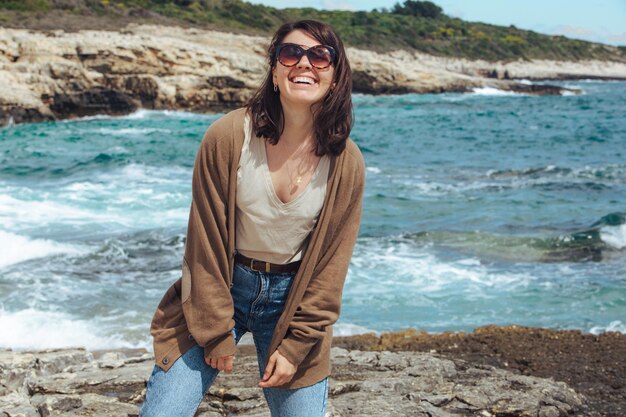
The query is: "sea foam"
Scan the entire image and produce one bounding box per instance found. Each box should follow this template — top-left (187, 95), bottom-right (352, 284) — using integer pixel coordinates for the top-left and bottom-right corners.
top-left (0, 308), bottom-right (149, 350)
top-left (124, 108), bottom-right (208, 120)
top-left (471, 87), bottom-right (525, 96)
top-left (589, 320), bottom-right (626, 335)
top-left (334, 322), bottom-right (379, 337)
top-left (95, 127), bottom-right (170, 136)
top-left (349, 237), bottom-right (533, 295)
top-left (0, 193), bottom-right (97, 228)
top-left (599, 224), bottom-right (626, 249)
top-left (0, 231), bottom-right (85, 268)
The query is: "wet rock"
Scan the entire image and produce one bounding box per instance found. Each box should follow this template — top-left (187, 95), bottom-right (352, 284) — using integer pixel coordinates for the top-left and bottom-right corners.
top-left (49, 88), bottom-right (138, 118)
top-left (501, 82), bottom-right (568, 95)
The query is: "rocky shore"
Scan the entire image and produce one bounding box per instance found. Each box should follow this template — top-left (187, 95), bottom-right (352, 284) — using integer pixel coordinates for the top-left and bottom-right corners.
top-left (2, 24), bottom-right (626, 127)
top-left (1, 325), bottom-right (624, 417)
top-left (335, 325), bottom-right (626, 417)
top-left (0, 345), bottom-right (589, 417)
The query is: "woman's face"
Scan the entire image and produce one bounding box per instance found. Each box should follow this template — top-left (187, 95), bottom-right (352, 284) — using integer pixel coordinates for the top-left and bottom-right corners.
top-left (272, 29), bottom-right (336, 109)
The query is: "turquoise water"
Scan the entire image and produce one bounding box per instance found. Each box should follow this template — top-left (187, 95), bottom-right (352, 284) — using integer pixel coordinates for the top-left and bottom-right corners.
top-left (1, 81), bottom-right (625, 350)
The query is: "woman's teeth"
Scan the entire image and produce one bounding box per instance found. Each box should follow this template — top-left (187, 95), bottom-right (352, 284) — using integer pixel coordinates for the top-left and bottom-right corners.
top-left (292, 76), bottom-right (316, 84)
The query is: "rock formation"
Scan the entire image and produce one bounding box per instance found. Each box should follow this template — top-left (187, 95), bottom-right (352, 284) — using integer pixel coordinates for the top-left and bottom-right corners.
top-left (0, 345), bottom-right (593, 417)
top-left (1, 24), bottom-right (626, 126)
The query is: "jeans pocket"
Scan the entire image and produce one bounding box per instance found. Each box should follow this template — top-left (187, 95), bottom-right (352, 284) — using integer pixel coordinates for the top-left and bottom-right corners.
top-left (232, 262), bottom-right (252, 290)
top-left (274, 273), bottom-right (295, 296)
top-left (264, 276), bottom-right (293, 318)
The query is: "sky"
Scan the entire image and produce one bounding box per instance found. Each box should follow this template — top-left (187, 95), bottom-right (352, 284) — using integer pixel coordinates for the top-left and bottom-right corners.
top-left (248, 0), bottom-right (626, 46)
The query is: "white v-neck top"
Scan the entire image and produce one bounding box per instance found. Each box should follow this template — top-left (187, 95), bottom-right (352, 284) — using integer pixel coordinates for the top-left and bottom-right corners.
top-left (235, 114), bottom-right (330, 264)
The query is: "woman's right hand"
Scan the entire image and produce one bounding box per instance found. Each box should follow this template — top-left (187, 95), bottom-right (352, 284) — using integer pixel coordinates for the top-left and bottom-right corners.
top-left (205, 355), bottom-right (234, 373)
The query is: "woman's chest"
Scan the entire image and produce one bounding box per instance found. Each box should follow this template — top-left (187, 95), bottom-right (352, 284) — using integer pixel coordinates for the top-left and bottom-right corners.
top-left (238, 139), bottom-right (328, 212)
top-left (265, 147), bottom-right (322, 205)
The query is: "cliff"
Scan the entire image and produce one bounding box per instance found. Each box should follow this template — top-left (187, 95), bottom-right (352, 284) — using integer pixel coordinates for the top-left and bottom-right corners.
top-left (2, 24), bottom-right (626, 126)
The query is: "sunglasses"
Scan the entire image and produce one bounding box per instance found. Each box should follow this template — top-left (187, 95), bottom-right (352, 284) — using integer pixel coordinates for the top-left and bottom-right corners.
top-left (274, 43), bottom-right (337, 70)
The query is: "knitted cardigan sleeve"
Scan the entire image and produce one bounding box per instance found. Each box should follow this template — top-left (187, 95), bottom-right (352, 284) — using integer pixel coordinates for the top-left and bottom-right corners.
top-left (277, 146), bottom-right (365, 367)
top-left (181, 120), bottom-right (236, 360)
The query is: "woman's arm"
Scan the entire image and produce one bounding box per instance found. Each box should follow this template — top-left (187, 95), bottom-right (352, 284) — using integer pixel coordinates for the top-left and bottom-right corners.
top-left (181, 122), bottom-right (236, 361)
top-left (277, 149), bottom-right (365, 368)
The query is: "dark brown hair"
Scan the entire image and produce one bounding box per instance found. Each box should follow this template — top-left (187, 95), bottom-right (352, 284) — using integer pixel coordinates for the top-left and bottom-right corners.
top-left (245, 20), bottom-right (353, 157)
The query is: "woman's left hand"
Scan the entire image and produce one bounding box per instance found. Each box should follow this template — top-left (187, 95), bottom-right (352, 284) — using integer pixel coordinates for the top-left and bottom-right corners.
top-left (258, 350), bottom-right (296, 388)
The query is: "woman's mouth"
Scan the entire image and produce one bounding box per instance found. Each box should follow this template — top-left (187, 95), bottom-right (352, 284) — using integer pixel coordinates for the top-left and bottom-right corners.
top-left (289, 76), bottom-right (318, 86)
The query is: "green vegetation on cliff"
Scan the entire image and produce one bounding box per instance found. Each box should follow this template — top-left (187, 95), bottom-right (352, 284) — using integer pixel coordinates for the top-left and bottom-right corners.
top-left (1, 0), bottom-right (624, 62)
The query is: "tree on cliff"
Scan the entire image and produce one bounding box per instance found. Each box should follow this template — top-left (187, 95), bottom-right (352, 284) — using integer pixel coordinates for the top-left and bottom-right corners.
top-left (392, 0), bottom-right (444, 19)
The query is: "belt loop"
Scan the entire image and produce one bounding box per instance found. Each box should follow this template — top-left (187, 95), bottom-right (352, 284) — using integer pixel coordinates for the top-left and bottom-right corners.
top-left (265, 262), bottom-right (270, 273)
top-left (250, 258), bottom-right (255, 271)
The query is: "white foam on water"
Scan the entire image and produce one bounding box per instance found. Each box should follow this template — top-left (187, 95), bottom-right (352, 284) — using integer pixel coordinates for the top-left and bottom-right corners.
top-left (96, 145), bottom-right (131, 156)
top-left (123, 109), bottom-right (153, 120)
top-left (55, 108), bottom-right (211, 123)
top-left (389, 176), bottom-right (503, 198)
top-left (123, 109), bottom-right (209, 120)
top-left (334, 322), bottom-right (379, 337)
top-left (384, 164), bottom-right (626, 198)
top-left (94, 163), bottom-right (189, 185)
top-left (349, 237), bottom-right (533, 296)
top-left (1, 116), bottom-right (16, 129)
top-left (570, 79), bottom-right (622, 83)
top-left (0, 308), bottom-right (149, 350)
top-left (59, 113), bottom-right (112, 123)
top-left (0, 231), bottom-right (86, 268)
top-left (410, 181), bottom-right (460, 196)
top-left (471, 87), bottom-right (526, 96)
top-left (589, 320), bottom-right (626, 335)
top-left (60, 164), bottom-right (189, 204)
top-left (0, 193), bottom-right (119, 229)
top-left (366, 166), bottom-right (382, 174)
top-left (96, 127), bottom-right (170, 136)
top-left (0, 163), bottom-right (190, 231)
top-left (599, 224), bottom-right (626, 249)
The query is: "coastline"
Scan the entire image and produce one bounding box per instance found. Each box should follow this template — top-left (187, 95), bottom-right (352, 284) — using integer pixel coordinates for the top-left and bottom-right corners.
top-left (1, 325), bottom-right (623, 416)
top-left (2, 23), bottom-right (626, 127)
top-left (2, 7), bottom-right (625, 416)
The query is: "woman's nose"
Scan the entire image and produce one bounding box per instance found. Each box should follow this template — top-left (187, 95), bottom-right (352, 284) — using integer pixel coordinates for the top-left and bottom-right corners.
top-left (296, 53), bottom-right (312, 69)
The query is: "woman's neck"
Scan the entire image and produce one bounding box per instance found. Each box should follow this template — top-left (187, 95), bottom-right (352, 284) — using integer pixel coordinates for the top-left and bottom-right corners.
top-left (279, 103), bottom-right (315, 147)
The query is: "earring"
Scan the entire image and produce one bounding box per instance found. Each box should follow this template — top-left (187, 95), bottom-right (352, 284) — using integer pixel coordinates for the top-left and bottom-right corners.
top-left (273, 84), bottom-right (278, 92)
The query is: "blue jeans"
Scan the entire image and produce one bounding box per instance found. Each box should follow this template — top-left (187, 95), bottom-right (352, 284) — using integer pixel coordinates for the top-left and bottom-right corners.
top-left (140, 262), bottom-right (329, 417)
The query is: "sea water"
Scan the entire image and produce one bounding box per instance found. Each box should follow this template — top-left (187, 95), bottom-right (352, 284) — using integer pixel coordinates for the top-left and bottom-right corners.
top-left (1, 81), bottom-right (624, 350)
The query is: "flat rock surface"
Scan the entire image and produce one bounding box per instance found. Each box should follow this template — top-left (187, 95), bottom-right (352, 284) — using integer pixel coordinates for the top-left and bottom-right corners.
top-left (0, 341), bottom-right (594, 417)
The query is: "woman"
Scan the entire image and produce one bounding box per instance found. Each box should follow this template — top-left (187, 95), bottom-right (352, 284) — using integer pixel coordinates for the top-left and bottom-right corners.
top-left (141, 19), bottom-right (365, 417)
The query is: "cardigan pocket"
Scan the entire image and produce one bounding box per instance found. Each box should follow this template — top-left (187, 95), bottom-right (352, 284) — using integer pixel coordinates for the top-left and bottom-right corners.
top-left (181, 257), bottom-right (191, 304)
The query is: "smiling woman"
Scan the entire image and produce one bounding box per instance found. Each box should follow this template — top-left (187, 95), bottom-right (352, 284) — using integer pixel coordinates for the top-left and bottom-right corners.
top-left (271, 34), bottom-right (336, 108)
top-left (139, 19), bottom-right (364, 417)
top-left (248, 19), bottom-right (354, 155)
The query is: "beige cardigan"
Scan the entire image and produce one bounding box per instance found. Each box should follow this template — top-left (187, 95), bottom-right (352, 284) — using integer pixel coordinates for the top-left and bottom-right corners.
top-left (149, 107), bottom-right (365, 388)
